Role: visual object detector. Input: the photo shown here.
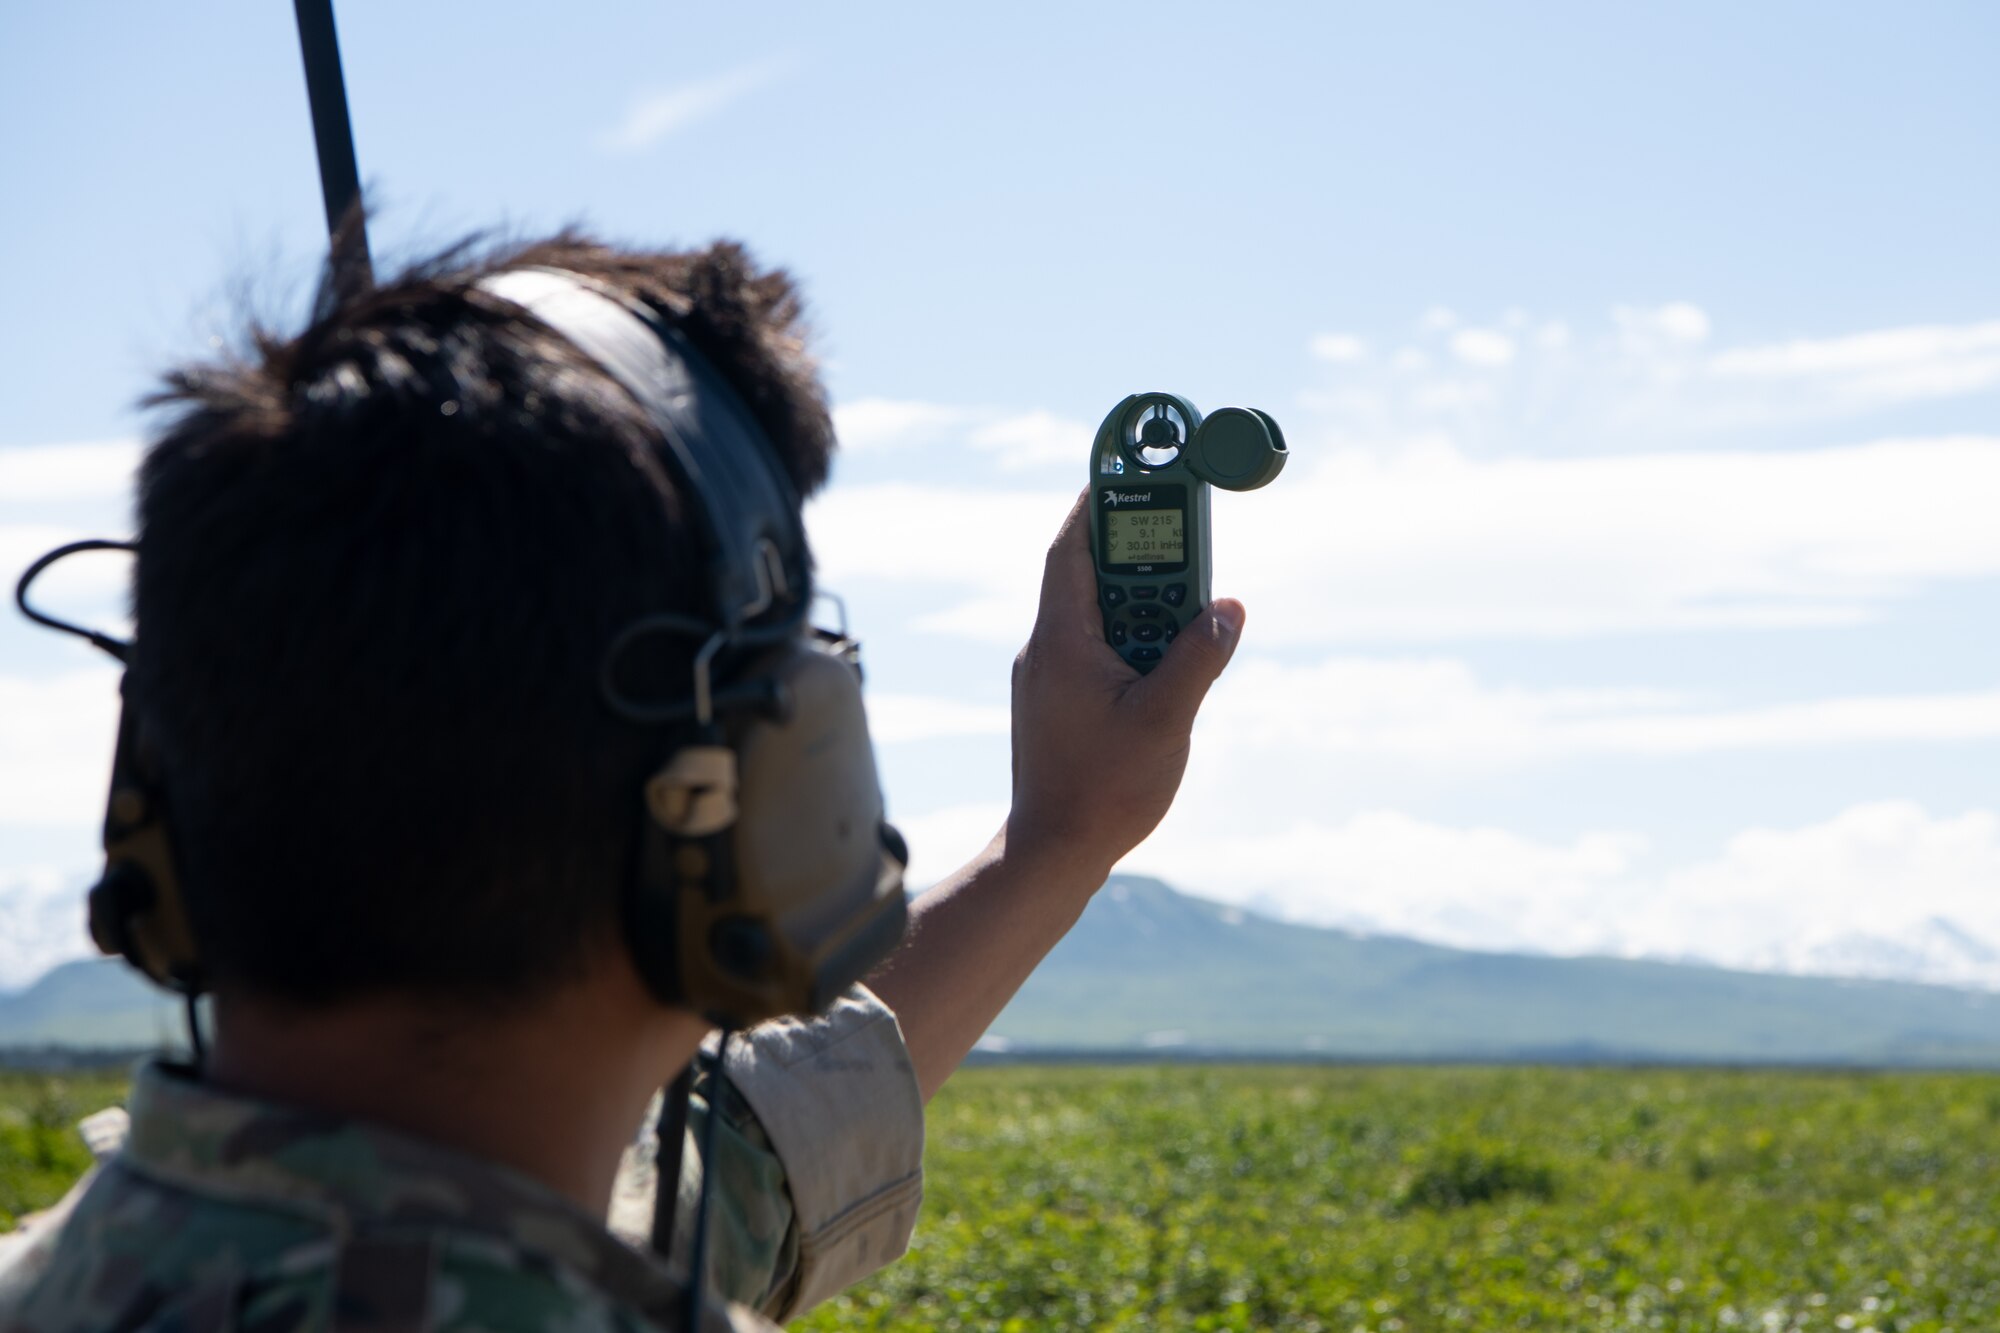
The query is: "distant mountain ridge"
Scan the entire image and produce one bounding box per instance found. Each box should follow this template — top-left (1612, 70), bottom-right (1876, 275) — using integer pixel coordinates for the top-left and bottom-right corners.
top-left (6, 877), bottom-right (2000, 1065)
top-left (982, 876), bottom-right (2000, 1065)
top-left (0, 957), bottom-right (179, 1050)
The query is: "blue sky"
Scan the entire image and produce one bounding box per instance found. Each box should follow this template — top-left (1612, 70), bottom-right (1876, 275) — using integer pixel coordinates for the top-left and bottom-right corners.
top-left (2, 2), bottom-right (1997, 989)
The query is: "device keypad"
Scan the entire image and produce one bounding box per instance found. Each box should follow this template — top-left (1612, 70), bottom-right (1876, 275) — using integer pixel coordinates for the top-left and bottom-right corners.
top-left (1101, 582), bottom-right (1188, 668)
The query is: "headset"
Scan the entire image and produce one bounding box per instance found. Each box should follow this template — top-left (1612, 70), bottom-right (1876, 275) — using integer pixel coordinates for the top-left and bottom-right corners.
top-left (479, 266), bottom-right (910, 1028)
top-left (15, 264), bottom-right (910, 1333)
top-left (14, 541), bottom-right (201, 999)
top-left (14, 268), bottom-right (911, 1031)
top-left (17, 8), bottom-right (909, 1317)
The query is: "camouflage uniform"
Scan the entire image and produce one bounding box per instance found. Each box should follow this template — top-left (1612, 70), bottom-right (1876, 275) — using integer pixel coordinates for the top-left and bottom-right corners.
top-left (0, 987), bottom-right (923, 1332)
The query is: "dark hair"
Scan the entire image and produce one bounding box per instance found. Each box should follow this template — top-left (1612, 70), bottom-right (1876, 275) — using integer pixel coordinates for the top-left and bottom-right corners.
top-left (130, 233), bottom-right (835, 1005)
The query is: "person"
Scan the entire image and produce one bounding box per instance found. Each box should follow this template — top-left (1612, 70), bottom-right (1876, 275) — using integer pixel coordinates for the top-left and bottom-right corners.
top-left (0, 234), bottom-right (1246, 1332)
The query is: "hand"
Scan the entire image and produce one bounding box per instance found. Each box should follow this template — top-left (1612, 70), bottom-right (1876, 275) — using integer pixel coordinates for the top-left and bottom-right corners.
top-left (1005, 489), bottom-right (1246, 883)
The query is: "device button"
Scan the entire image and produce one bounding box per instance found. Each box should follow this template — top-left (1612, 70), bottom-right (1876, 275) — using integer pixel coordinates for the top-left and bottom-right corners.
top-left (1132, 623), bottom-right (1163, 642)
top-left (1131, 586), bottom-right (1159, 600)
top-left (1162, 583), bottom-right (1187, 607)
top-left (1128, 605), bottom-right (1162, 621)
top-left (1164, 620), bottom-right (1178, 642)
top-left (1130, 646), bottom-right (1162, 663)
top-left (1102, 585), bottom-right (1127, 608)
top-left (1111, 622), bottom-right (1128, 646)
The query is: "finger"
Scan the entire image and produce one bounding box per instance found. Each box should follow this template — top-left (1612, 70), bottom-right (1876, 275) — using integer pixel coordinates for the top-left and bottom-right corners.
top-left (1034, 489), bottom-right (1103, 641)
top-left (1126, 597), bottom-right (1246, 725)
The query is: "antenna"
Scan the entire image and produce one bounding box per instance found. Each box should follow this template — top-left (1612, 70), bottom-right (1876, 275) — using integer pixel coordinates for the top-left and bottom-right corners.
top-left (292, 0), bottom-right (374, 298)
top-left (281, 11), bottom-right (724, 1323)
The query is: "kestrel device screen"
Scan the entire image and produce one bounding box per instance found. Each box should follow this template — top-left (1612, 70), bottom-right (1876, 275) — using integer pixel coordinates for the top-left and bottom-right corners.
top-left (1104, 507), bottom-right (1185, 566)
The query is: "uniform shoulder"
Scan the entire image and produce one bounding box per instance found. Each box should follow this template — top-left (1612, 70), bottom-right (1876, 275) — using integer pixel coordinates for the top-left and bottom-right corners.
top-left (10, 1216), bottom-right (774, 1333)
top-left (2, 1062), bottom-right (779, 1333)
top-left (309, 1234), bottom-right (779, 1333)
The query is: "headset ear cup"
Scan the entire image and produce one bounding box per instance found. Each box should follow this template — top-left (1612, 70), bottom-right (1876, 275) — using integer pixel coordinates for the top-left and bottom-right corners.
top-left (89, 697), bottom-right (204, 995)
top-left (656, 636), bottom-right (907, 1026)
top-left (625, 796), bottom-right (690, 1008)
top-left (87, 866), bottom-right (143, 959)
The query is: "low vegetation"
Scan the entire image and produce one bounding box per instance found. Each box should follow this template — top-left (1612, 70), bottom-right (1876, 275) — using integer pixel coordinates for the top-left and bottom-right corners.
top-left (801, 1065), bottom-right (2000, 1332)
top-left (0, 1070), bottom-right (127, 1230)
top-left (6, 1064), bottom-right (1999, 1330)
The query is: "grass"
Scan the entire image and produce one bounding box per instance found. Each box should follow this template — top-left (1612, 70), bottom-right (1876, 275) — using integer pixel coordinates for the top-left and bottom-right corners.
top-left (6, 1064), bottom-right (1999, 1330)
top-left (0, 1069), bottom-right (127, 1230)
top-left (797, 1065), bottom-right (2000, 1332)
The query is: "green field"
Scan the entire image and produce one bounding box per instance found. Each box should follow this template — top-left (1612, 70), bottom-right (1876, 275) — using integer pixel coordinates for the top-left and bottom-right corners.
top-left (0, 1070), bottom-right (128, 1232)
top-left (799, 1066), bottom-right (2000, 1333)
top-left (8, 1065), bottom-right (2000, 1330)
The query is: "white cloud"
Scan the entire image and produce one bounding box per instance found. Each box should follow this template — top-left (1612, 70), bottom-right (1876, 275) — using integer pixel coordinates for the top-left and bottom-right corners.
top-left (1236, 436), bottom-right (2000, 641)
top-left (596, 58), bottom-right (796, 154)
top-left (865, 692), bottom-right (1010, 744)
top-left (0, 440), bottom-right (139, 502)
top-left (866, 655), bottom-right (2000, 955)
top-left (966, 411), bottom-right (1088, 470)
top-left (1118, 801), bottom-right (2000, 988)
top-left (1643, 803), bottom-right (2000, 985)
top-left (1450, 328), bottom-right (1515, 367)
top-left (1615, 301), bottom-right (1711, 346)
top-left (1, 440), bottom-right (140, 635)
top-left (0, 867), bottom-right (93, 989)
top-left (1134, 810), bottom-right (1647, 956)
top-left (833, 398), bottom-right (1087, 471)
top-left (1201, 655), bottom-right (2000, 765)
top-left (1127, 659), bottom-right (2000, 981)
top-left (807, 482), bottom-right (1062, 646)
top-left (1304, 307), bottom-right (2000, 454)
top-left (894, 801), bottom-right (1007, 892)
top-left (1710, 320), bottom-right (2000, 406)
top-left (0, 669), bottom-right (122, 828)
top-left (832, 398), bottom-right (978, 453)
top-left (1310, 334), bottom-right (1368, 363)
top-left (1657, 302), bottom-right (1711, 343)
top-left (808, 435), bottom-right (2000, 645)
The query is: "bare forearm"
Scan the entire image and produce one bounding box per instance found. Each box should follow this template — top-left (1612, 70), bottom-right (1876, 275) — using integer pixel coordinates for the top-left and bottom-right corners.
top-left (866, 491), bottom-right (1243, 1103)
top-left (865, 825), bottom-right (1108, 1102)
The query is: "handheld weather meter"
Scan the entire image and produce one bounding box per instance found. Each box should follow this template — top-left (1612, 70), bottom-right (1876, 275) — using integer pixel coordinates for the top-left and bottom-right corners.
top-left (1089, 392), bottom-right (1286, 673)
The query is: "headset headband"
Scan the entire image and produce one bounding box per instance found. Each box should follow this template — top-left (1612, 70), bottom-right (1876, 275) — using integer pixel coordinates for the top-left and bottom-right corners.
top-left (479, 268), bottom-right (810, 631)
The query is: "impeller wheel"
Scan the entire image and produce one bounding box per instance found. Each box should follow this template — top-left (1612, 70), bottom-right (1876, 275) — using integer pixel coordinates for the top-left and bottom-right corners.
top-left (1133, 401), bottom-right (1187, 467)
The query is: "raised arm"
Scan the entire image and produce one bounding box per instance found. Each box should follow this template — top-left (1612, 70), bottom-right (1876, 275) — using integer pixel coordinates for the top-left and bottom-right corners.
top-left (865, 490), bottom-right (1246, 1102)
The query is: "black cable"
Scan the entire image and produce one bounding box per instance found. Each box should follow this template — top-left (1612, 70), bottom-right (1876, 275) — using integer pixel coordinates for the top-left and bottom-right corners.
top-left (13, 539), bottom-right (134, 663)
top-left (184, 992), bottom-right (206, 1068)
top-left (292, 0), bottom-right (373, 299)
top-left (599, 603), bottom-right (813, 724)
top-left (681, 1027), bottom-right (735, 1330)
top-left (650, 1062), bottom-right (695, 1255)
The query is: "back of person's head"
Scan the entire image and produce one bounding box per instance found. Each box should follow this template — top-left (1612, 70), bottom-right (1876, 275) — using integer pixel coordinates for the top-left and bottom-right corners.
top-left (130, 233), bottom-right (835, 1008)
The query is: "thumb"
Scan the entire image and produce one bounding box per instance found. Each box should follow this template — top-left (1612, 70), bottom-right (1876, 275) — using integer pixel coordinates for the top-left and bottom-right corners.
top-left (1129, 598), bottom-right (1246, 725)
